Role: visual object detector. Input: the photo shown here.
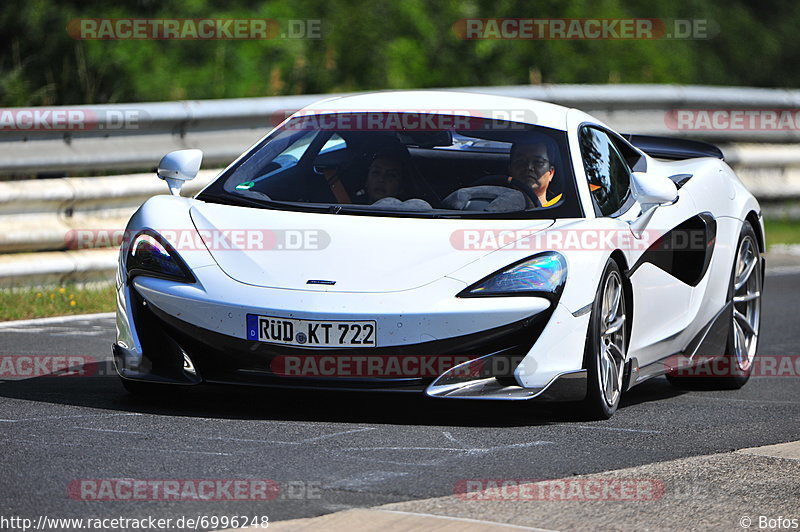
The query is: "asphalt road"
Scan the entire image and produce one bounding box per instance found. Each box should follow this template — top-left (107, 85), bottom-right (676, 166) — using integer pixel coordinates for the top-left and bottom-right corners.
top-left (0, 271), bottom-right (798, 530)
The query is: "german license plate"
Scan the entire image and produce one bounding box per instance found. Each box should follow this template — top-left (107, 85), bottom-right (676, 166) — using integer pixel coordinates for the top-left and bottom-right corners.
top-left (246, 314), bottom-right (376, 347)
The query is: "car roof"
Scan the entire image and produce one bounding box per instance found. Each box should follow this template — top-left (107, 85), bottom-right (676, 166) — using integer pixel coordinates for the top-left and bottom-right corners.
top-left (297, 90), bottom-right (571, 131)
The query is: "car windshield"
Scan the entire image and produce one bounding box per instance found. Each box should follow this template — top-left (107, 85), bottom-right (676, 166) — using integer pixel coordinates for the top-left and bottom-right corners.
top-left (197, 112), bottom-right (582, 219)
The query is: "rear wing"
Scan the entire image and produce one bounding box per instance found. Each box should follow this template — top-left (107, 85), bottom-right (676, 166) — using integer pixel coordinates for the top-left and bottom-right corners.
top-left (622, 134), bottom-right (724, 161)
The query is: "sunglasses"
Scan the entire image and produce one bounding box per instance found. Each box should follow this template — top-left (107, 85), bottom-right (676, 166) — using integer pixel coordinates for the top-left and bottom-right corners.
top-left (511, 156), bottom-right (551, 169)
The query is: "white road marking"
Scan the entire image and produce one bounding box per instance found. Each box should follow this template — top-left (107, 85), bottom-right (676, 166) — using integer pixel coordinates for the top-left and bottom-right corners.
top-left (335, 441), bottom-right (553, 467)
top-left (378, 510), bottom-right (560, 531)
top-left (298, 427), bottom-right (375, 443)
top-left (81, 432), bottom-right (311, 445)
top-left (49, 330), bottom-right (108, 337)
top-left (0, 413), bottom-right (141, 423)
top-left (684, 395), bottom-right (799, 405)
top-left (325, 471), bottom-right (409, 490)
top-left (9, 438), bottom-right (232, 456)
top-left (441, 430), bottom-right (469, 448)
top-left (71, 425), bottom-right (376, 447)
top-left (184, 427), bottom-right (375, 446)
top-left (569, 425), bottom-right (662, 434)
top-left (342, 446), bottom-right (468, 452)
top-left (340, 441), bottom-right (554, 453)
top-left (467, 441), bottom-right (554, 453)
top-left (73, 427), bottom-right (149, 435)
top-left (0, 312), bottom-right (115, 329)
top-left (192, 435), bottom-right (312, 445)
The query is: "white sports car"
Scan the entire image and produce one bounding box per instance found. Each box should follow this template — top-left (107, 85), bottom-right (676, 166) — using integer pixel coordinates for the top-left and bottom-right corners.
top-left (114, 91), bottom-right (764, 419)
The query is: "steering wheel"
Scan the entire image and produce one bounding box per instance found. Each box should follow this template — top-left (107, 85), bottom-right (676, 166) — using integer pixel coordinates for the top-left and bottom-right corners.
top-left (470, 175), bottom-right (540, 208)
top-left (508, 177), bottom-right (540, 207)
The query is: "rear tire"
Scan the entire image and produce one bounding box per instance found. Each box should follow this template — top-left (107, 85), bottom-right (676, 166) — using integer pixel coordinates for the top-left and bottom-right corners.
top-left (581, 258), bottom-right (628, 420)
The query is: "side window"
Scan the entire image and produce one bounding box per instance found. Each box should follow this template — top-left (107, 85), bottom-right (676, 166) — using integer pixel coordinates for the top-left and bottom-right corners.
top-left (276, 130), bottom-right (317, 163)
top-left (320, 133), bottom-right (347, 154)
top-left (579, 127), bottom-right (631, 216)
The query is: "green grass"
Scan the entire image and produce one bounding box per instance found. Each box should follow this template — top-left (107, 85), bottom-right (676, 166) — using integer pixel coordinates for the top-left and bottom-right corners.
top-left (0, 284), bottom-right (116, 321)
top-left (764, 219), bottom-right (800, 248)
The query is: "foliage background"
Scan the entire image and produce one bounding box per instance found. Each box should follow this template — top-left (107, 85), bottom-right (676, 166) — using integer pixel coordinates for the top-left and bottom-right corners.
top-left (1, 0), bottom-right (798, 106)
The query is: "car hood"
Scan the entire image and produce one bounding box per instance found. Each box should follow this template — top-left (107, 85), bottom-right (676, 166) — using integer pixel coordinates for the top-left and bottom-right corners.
top-left (189, 202), bottom-right (555, 293)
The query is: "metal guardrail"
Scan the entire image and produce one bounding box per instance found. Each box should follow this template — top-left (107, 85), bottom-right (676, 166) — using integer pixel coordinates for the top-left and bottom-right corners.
top-left (0, 171), bottom-right (216, 287)
top-left (4, 84), bottom-right (800, 176)
top-left (0, 170), bottom-right (216, 253)
top-left (2, 84), bottom-right (800, 286)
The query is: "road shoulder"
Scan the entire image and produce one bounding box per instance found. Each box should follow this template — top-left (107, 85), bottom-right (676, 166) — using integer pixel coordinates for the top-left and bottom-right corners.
top-left (249, 440), bottom-right (800, 532)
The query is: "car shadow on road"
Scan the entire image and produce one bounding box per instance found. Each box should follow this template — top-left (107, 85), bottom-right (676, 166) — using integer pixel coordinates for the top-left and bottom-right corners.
top-left (0, 360), bottom-right (687, 427)
top-left (619, 376), bottom-right (688, 407)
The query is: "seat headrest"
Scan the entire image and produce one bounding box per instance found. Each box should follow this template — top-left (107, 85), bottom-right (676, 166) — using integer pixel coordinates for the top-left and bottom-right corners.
top-left (370, 197), bottom-right (433, 210)
top-left (442, 186), bottom-right (526, 212)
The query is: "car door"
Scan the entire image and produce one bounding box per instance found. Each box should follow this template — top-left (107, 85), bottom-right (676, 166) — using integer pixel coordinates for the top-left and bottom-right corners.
top-left (577, 126), bottom-right (699, 366)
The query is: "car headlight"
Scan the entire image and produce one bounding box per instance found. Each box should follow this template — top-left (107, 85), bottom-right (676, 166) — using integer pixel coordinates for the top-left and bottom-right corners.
top-left (458, 252), bottom-right (566, 299)
top-left (126, 231), bottom-right (195, 283)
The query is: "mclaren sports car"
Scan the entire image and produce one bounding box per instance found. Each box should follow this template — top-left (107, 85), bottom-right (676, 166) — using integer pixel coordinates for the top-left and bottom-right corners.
top-left (114, 91), bottom-right (764, 419)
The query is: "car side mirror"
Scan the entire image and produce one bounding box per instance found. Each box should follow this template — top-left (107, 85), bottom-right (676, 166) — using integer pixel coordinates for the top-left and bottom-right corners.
top-left (157, 149), bottom-right (203, 196)
top-left (628, 172), bottom-right (678, 237)
top-left (631, 171), bottom-right (678, 211)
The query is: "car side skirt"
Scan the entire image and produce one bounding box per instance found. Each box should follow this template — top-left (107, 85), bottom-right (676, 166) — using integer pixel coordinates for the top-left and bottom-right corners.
top-left (626, 298), bottom-right (732, 389)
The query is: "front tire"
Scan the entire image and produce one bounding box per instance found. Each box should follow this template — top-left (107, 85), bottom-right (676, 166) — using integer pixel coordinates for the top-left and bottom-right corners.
top-left (581, 258), bottom-right (628, 420)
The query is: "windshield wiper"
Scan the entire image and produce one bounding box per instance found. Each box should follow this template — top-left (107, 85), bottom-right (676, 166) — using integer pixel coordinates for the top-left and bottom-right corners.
top-left (198, 193), bottom-right (329, 213)
top-left (330, 206), bottom-right (446, 218)
top-left (198, 194), bottom-right (544, 219)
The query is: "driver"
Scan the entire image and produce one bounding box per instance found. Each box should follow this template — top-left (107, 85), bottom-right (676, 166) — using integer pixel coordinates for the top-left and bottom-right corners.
top-left (507, 142), bottom-right (562, 208)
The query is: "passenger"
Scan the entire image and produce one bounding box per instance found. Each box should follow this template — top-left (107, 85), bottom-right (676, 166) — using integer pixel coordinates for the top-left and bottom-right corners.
top-left (356, 146), bottom-right (412, 204)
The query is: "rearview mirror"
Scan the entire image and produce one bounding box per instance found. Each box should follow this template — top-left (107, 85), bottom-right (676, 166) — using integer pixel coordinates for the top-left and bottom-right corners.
top-left (157, 149), bottom-right (203, 196)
